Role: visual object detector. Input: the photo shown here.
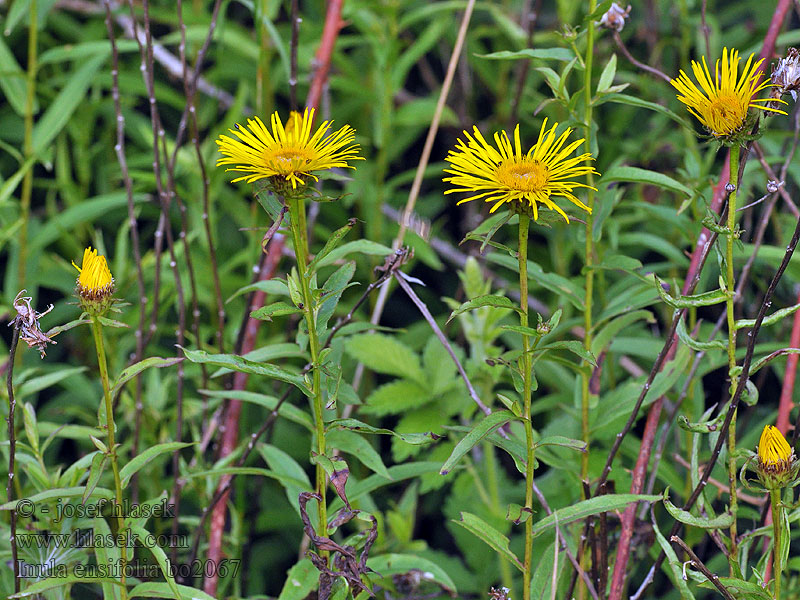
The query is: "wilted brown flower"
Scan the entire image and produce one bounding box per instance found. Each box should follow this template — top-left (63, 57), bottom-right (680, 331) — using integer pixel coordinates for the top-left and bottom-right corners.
top-left (598, 3), bottom-right (631, 32)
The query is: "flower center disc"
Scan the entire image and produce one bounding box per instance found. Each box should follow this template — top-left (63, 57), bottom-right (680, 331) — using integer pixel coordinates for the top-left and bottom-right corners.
top-left (708, 94), bottom-right (744, 132)
top-left (496, 160), bottom-right (549, 192)
top-left (268, 148), bottom-right (313, 173)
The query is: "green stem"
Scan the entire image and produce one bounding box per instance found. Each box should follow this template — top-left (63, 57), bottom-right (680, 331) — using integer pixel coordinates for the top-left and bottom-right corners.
top-left (726, 144), bottom-right (740, 567)
top-left (18, 0), bottom-right (38, 286)
top-left (485, 442), bottom-right (514, 593)
top-left (580, 7), bottom-right (597, 598)
top-left (519, 213), bottom-right (535, 600)
top-left (90, 318), bottom-right (128, 600)
top-left (770, 488), bottom-right (783, 600)
top-left (287, 195), bottom-right (327, 541)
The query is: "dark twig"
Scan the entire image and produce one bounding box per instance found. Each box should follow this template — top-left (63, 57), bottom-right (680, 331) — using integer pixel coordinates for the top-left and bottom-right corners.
top-left (700, 0), bottom-right (711, 60)
top-left (669, 535), bottom-right (735, 600)
top-left (393, 269), bottom-right (492, 416)
top-left (612, 31), bottom-right (671, 83)
top-left (6, 319), bottom-right (20, 594)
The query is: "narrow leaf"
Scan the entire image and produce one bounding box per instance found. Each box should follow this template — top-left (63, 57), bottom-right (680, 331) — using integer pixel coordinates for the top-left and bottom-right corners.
top-left (530, 494), bottom-right (660, 538)
top-left (452, 512), bottom-right (523, 572)
top-left (662, 489), bottom-right (733, 529)
top-left (111, 357), bottom-right (183, 396)
top-left (441, 410), bottom-right (520, 475)
top-left (119, 442), bottom-right (194, 489)
top-left (599, 166), bottom-right (692, 196)
top-left (654, 276), bottom-right (728, 308)
top-left (447, 294), bottom-right (520, 323)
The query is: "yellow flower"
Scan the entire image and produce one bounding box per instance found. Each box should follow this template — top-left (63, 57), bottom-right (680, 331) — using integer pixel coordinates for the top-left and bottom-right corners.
top-left (443, 119), bottom-right (598, 222)
top-left (73, 247), bottom-right (114, 313)
top-left (670, 48), bottom-right (786, 138)
top-left (756, 425), bottom-right (798, 489)
top-left (215, 107), bottom-right (362, 190)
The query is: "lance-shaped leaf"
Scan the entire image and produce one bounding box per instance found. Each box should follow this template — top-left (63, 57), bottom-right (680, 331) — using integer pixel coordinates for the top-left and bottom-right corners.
top-left (599, 166), bottom-right (692, 196)
top-left (676, 315), bottom-right (726, 351)
top-left (662, 488), bottom-right (733, 529)
top-left (179, 347), bottom-right (312, 396)
top-left (129, 525), bottom-right (181, 599)
top-left (367, 554), bottom-right (458, 596)
top-left (534, 435), bottom-right (587, 453)
top-left (533, 340), bottom-right (597, 367)
top-left (736, 302), bottom-right (800, 330)
top-left (678, 412), bottom-right (725, 434)
top-left (327, 418), bottom-right (440, 445)
top-left (530, 494), bottom-right (660, 538)
top-left (654, 276), bottom-right (728, 309)
top-left (453, 512), bottom-right (523, 572)
top-left (119, 442), bottom-right (194, 489)
top-left (306, 218), bottom-right (357, 275)
top-left (441, 410), bottom-right (520, 475)
top-left (250, 301), bottom-right (302, 322)
top-left (652, 516), bottom-right (697, 600)
top-left (111, 356), bottom-right (183, 396)
top-left (447, 294), bottom-right (521, 323)
top-left (478, 48), bottom-right (574, 62)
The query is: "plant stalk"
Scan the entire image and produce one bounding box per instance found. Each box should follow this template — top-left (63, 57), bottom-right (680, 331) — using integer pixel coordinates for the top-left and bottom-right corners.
top-left (726, 143), bottom-right (740, 566)
top-left (770, 488), bottom-right (783, 600)
top-left (90, 317), bottom-right (128, 600)
top-left (519, 213), bottom-right (535, 600)
top-left (18, 0), bottom-right (38, 286)
top-left (287, 195), bottom-right (327, 541)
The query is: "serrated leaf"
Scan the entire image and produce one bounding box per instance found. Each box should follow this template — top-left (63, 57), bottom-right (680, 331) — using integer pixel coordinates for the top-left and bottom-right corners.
top-left (530, 494), bottom-right (660, 538)
top-left (345, 333), bottom-right (424, 382)
top-left (180, 347), bottom-right (311, 396)
top-left (361, 380), bottom-right (431, 416)
top-left (447, 294), bottom-right (520, 323)
top-left (452, 512), bottom-right (523, 572)
top-left (441, 411), bottom-right (520, 475)
top-left (250, 301), bottom-right (302, 321)
top-left (120, 442), bottom-right (194, 489)
top-left (599, 166), bottom-right (692, 196)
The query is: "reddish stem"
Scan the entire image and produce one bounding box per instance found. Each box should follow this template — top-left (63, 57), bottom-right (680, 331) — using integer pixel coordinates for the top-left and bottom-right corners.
top-left (776, 287), bottom-right (800, 434)
top-left (306, 0), bottom-right (344, 113)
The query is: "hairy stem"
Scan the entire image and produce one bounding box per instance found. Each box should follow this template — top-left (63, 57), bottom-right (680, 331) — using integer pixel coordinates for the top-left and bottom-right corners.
top-left (90, 318), bottom-right (128, 600)
top-left (287, 195), bottom-right (327, 541)
top-left (726, 143), bottom-right (740, 566)
top-left (519, 213), bottom-right (535, 600)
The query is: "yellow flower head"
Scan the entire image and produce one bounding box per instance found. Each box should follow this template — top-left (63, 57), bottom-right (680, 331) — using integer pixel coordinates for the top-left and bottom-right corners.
top-left (215, 107), bottom-right (362, 191)
top-left (758, 425), bottom-right (793, 468)
top-left (670, 48), bottom-right (786, 138)
top-left (73, 247), bottom-right (114, 313)
top-left (443, 119), bottom-right (599, 222)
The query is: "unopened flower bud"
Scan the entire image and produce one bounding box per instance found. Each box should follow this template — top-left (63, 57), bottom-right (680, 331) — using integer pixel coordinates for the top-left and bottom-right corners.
top-left (769, 48), bottom-right (800, 109)
top-left (73, 247), bottom-right (115, 316)
top-left (598, 3), bottom-right (631, 32)
top-left (756, 425), bottom-right (799, 490)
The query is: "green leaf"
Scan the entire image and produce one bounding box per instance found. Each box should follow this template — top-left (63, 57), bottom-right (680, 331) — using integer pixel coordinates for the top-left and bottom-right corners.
top-left (277, 559), bottom-right (318, 600)
top-left (119, 442), bottom-right (194, 489)
top-left (9, 577), bottom-right (120, 598)
top-left (530, 494), bottom-right (660, 538)
top-left (676, 315), bottom-right (726, 351)
top-left (111, 356), bottom-right (182, 396)
top-left (32, 53), bottom-right (107, 155)
top-left (21, 402), bottom-right (38, 455)
top-left (16, 366), bottom-right (86, 400)
top-left (477, 48), bottom-right (574, 61)
top-left (592, 310), bottom-right (655, 355)
top-left (326, 418), bottom-right (440, 445)
top-left (749, 348), bottom-right (800, 376)
top-left (307, 219), bottom-right (356, 274)
top-left (599, 166), bottom-right (692, 196)
top-left (534, 340), bottom-right (598, 367)
top-left (0, 486), bottom-right (113, 511)
top-left (250, 301), bottom-right (302, 321)
top-left (447, 294), bottom-right (521, 323)
top-left (367, 554), bottom-right (457, 595)
top-left (654, 276), bottom-right (728, 308)
top-left (130, 525), bottom-right (182, 598)
top-left (259, 444), bottom-right (312, 518)
top-left (0, 36), bottom-right (34, 115)
top-left (596, 53), bottom-right (617, 93)
top-left (180, 347), bottom-right (311, 396)
top-left (345, 334), bottom-right (424, 382)
top-left (128, 583), bottom-right (218, 600)
top-left (441, 410), bottom-right (520, 475)
top-left (314, 240), bottom-right (392, 268)
top-left (326, 429), bottom-right (391, 479)
top-left (452, 512), bottom-right (523, 572)
top-left (534, 435), bottom-right (587, 453)
top-left (705, 579), bottom-right (772, 600)
top-left (82, 452), bottom-right (107, 504)
top-left (361, 380), bottom-right (431, 416)
top-left (652, 516), bottom-right (697, 600)
top-left (736, 302), bottom-right (800, 330)
top-left (663, 489), bottom-right (733, 529)
top-left (500, 324), bottom-right (546, 338)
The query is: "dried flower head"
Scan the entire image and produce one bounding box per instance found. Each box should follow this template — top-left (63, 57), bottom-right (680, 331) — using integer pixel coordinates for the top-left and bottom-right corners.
top-left (671, 48), bottom-right (786, 140)
top-left (73, 247), bottom-right (115, 315)
top-left (216, 107), bottom-right (362, 195)
top-left (770, 47), bottom-right (800, 105)
top-left (10, 290), bottom-right (55, 358)
top-left (757, 425), bottom-right (798, 489)
top-left (598, 3), bottom-right (631, 32)
top-left (443, 119), bottom-right (599, 222)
